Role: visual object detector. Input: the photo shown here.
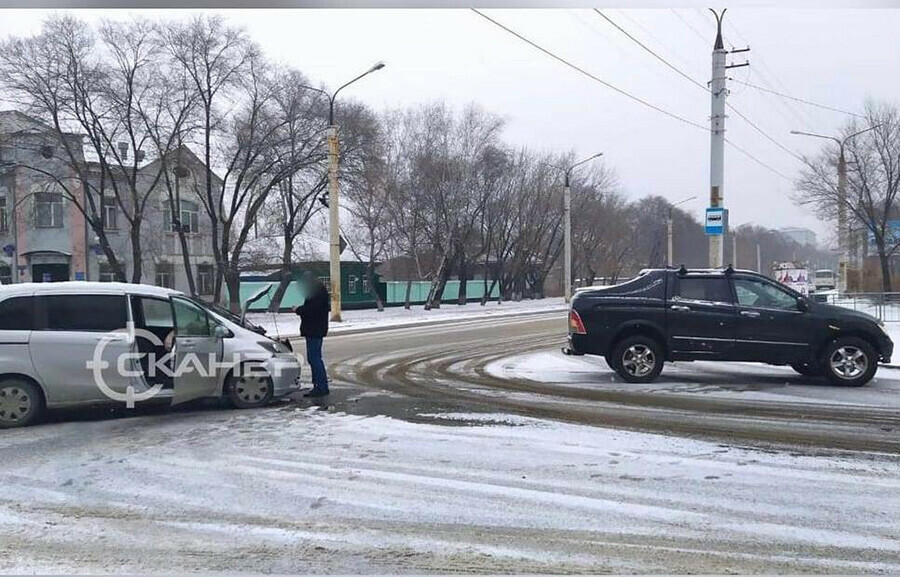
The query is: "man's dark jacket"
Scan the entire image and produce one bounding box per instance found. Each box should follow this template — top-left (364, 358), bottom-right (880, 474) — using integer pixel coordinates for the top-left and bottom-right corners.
top-left (296, 280), bottom-right (331, 338)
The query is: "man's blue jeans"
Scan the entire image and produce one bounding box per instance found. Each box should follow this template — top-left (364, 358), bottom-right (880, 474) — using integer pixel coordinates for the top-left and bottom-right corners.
top-left (305, 337), bottom-right (329, 393)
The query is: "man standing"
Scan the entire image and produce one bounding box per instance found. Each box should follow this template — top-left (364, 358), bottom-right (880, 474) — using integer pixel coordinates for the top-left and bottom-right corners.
top-left (295, 272), bottom-right (331, 397)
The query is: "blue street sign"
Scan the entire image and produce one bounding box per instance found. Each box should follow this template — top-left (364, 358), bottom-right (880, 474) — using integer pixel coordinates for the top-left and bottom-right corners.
top-left (705, 207), bottom-right (726, 235)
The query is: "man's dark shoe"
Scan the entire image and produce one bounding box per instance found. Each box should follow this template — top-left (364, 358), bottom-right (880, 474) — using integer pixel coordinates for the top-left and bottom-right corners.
top-left (303, 389), bottom-right (330, 398)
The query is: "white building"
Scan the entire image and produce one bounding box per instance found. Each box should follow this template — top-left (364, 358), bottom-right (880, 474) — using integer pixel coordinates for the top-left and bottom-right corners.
top-left (778, 227), bottom-right (818, 247)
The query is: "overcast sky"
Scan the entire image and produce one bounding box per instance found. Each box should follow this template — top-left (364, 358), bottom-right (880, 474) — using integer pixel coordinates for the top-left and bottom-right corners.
top-left (2, 7), bottom-right (898, 246)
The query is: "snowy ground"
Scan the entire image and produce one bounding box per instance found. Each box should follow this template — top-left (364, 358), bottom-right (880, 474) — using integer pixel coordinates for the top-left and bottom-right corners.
top-left (486, 349), bottom-right (900, 408)
top-left (247, 297), bottom-right (566, 337)
top-left (1, 405), bottom-right (899, 573)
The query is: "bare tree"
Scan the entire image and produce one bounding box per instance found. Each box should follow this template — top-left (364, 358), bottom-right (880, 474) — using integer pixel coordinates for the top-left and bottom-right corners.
top-left (0, 15), bottom-right (179, 282)
top-left (795, 102), bottom-right (900, 292)
top-left (343, 109), bottom-right (391, 311)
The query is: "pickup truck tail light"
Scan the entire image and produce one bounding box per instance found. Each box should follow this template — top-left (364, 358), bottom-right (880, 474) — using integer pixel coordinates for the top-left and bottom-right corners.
top-left (569, 310), bottom-right (587, 335)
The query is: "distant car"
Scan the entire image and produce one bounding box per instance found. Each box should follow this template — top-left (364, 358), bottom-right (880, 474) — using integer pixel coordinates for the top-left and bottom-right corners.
top-left (814, 269), bottom-right (837, 292)
top-left (0, 282), bottom-right (302, 428)
top-left (565, 267), bottom-right (892, 387)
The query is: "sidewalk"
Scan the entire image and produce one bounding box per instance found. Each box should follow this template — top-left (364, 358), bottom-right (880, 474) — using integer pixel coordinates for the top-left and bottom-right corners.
top-left (247, 297), bottom-right (567, 338)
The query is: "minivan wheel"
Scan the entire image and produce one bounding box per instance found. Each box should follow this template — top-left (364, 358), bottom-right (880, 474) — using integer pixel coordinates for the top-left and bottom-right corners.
top-left (823, 337), bottom-right (877, 387)
top-left (611, 336), bottom-right (664, 383)
top-left (0, 378), bottom-right (44, 428)
top-left (225, 371), bottom-right (274, 409)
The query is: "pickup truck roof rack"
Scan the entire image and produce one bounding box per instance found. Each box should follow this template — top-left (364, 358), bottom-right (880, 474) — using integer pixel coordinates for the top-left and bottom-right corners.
top-left (674, 264), bottom-right (750, 276)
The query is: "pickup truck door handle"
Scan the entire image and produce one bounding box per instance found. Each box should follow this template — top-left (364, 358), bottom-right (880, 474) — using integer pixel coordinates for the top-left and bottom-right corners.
top-left (740, 310), bottom-right (761, 318)
top-left (670, 305), bottom-right (691, 312)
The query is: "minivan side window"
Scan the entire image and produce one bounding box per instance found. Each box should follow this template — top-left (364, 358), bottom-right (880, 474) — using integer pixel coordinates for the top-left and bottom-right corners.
top-left (733, 278), bottom-right (799, 311)
top-left (38, 294), bottom-right (127, 332)
top-left (0, 296), bottom-right (34, 330)
top-left (172, 298), bottom-right (210, 337)
top-left (675, 277), bottom-right (733, 304)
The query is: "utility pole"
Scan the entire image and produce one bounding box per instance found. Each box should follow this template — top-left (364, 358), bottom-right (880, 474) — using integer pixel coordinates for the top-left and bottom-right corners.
top-left (301, 62), bottom-right (385, 322)
top-left (756, 242), bottom-right (761, 273)
top-left (667, 196), bottom-right (696, 267)
top-left (707, 9), bottom-right (748, 269)
top-left (732, 233), bottom-right (738, 268)
top-left (561, 153), bottom-right (603, 302)
top-left (790, 124), bottom-right (880, 294)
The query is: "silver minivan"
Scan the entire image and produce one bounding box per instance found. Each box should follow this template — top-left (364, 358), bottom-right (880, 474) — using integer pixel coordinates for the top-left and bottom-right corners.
top-left (0, 282), bottom-right (302, 428)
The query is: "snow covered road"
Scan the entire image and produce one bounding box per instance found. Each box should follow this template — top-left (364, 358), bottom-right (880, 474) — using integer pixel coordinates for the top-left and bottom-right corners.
top-left (4, 311), bottom-right (900, 573)
top-left (1, 406), bottom-right (899, 573)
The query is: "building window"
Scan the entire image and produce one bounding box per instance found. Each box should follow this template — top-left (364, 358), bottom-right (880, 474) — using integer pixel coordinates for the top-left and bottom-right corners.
top-left (319, 276), bottom-right (330, 293)
top-left (164, 200), bottom-right (200, 234)
top-left (0, 189), bottom-right (8, 233)
top-left (98, 263), bottom-right (117, 282)
top-left (348, 275), bottom-right (357, 294)
top-left (362, 276), bottom-right (370, 295)
top-left (101, 196), bottom-right (118, 230)
top-left (35, 192), bottom-right (63, 228)
top-left (197, 264), bottom-right (214, 295)
top-left (155, 263), bottom-right (174, 289)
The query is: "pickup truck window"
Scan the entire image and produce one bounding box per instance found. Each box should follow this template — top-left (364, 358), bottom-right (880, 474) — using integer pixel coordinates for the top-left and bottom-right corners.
top-left (734, 278), bottom-right (799, 311)
top-left (676, 277), bottom-right (732, 304)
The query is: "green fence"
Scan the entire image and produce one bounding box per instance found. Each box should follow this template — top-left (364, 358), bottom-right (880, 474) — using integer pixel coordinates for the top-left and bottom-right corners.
top-left (238, 279), bottom-right (500, 312)
top-left (384, 280), bottom-right (499, 304)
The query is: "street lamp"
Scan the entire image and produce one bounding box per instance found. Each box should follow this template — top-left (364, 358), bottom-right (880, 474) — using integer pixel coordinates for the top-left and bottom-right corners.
top-left (547, 152), bottom-right (603, 303)
top-left (667, 196), bottom-right (696, 267)
top-left (300, 61), bottom-right (386, 322)
top-left (791, 124), bottom-right (881, 293)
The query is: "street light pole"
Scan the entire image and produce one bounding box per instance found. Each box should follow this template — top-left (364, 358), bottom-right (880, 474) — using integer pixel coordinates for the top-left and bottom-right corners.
top-left (667, 196), bottom-right (696, 267)
top-left (302, 62), bottom-right (385, 322)
top-left (555, 153), bottom-right (603, 303)
top-left (791, 124), bottom-right (880, 293)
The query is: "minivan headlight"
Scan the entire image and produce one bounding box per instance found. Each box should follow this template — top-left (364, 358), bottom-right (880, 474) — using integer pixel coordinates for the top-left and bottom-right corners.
top-left (258, 340), bottom-right (291, 355)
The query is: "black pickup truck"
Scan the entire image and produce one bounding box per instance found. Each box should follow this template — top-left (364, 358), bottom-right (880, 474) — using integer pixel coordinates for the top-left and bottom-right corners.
top-left (565, 267), bottom-right (893, 387)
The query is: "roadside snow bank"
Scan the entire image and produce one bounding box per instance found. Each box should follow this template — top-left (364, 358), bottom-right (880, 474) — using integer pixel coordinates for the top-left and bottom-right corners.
top-left (247, 297), bottom-right (566, 337)
top-left (486, 349), bottom-right (900, 408)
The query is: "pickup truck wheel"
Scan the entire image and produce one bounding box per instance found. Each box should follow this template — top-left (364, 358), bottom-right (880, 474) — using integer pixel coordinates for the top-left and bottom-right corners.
top-left (790, 362), bottom-right (824, 377)
top-left (823, 337), bottom-right (877, 387)
top-left (611, 336), bottom-right (664, 383)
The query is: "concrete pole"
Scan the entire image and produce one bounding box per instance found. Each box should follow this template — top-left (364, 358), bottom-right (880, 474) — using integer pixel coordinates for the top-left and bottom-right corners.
top-left (667, 217), bottom-right (674, 267)
top-left (564, 179), bottom-right (572, 303)
top-left (732, 233), bottom-right (737, 268)
top-left (708, 13), bottom-right (727, 268)
top-left (837, 148), bottom-right (848, 294)
top-left (756, 242), bottom-right (761, 273)
top-left (327, 125), bottom-right (342, 322)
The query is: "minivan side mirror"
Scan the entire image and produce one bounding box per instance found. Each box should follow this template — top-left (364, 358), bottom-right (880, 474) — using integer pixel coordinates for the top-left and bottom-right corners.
top-left (214, 325), bottom-right (231, 339)
top-left (797, 297), bottom-right (809, 312)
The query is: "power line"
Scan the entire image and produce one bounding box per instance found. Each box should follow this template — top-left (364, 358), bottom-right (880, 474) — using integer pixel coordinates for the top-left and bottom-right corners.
top-left (724, 138), bottom-right (793, 182)
top-left (594, 9), bottom-right (804, 163)
top-left (731, 79), bottom-right (864, 118)
top-left (472, 9), bottom-right (794, 184)
top-left (594, 9), bottom-right (709, 93)
top-left (670, 9), bottom-right (709, 47)
top-left (470, 9), bottom-right (709, 132)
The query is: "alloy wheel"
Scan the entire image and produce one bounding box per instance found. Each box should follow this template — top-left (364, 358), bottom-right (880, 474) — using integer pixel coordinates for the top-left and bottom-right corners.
top-left (622, 344), bottom-right (656, 377)
top-left (0, 385), bottom-right (33, 425)
top-left (829, 346), bottom-right (868, 380)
